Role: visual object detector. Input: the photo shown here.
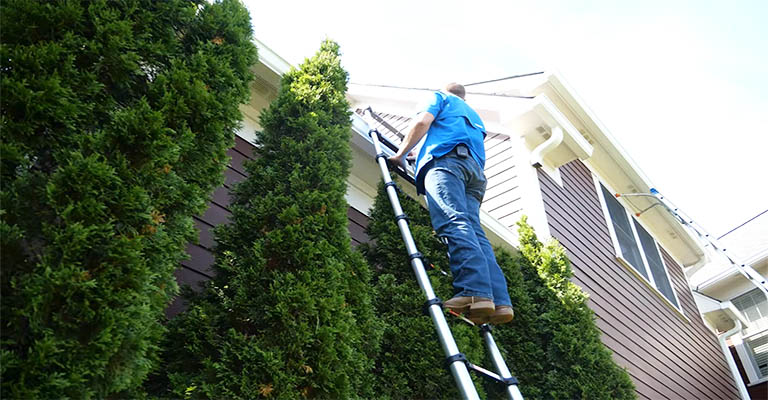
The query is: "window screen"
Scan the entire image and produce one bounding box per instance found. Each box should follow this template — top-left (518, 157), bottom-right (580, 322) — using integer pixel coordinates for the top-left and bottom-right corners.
top-left (733, 288), bottom-right (768, 334)
top-left (634, 220), bottom-right (678, 307)
top-left (600, 184), bottom-right (646, 279)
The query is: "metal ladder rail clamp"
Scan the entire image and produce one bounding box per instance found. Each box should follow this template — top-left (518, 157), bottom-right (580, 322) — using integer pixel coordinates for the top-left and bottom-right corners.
top-left (362, 107), bottom-right (524, 400)
top-left (617, 188), bottom-right (768, 298)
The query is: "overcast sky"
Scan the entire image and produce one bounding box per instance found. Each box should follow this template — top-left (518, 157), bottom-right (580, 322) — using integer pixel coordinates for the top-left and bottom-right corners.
top-left (244, 0), bottom-right (767, 242)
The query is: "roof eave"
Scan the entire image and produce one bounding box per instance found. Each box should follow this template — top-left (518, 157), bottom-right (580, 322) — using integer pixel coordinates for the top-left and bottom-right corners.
top-left (538, 72), bottom-right (706, 267)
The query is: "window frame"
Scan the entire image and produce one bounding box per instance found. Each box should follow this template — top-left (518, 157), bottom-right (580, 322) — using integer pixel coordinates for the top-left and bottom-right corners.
top-left (593, 176), bottom-right (685, 316)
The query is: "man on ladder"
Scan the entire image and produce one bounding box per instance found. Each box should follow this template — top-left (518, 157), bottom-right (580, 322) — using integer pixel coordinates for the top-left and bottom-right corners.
top-left (388, 83), bottom-right (514, 325)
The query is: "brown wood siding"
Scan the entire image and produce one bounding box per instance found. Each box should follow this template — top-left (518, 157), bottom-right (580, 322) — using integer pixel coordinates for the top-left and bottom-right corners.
top-left (348, 207), bottom-right (371, 247)
top-left (167, 136), bottom-right (373, 318)
top-left (538, 160), bottom-right (740, 399)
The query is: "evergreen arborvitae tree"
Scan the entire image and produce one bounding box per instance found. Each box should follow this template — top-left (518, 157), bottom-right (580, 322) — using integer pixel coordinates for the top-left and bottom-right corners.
top-left (360, 181), bottom-right (488, 399)
top-left (0, 1), bottom-right (256, 398)
top-left (149, 40), bottom-right (381, 399)
top-left (490, 217), bottom-right (636, 399)
top-left (362, 185), bottom-right (636, 399)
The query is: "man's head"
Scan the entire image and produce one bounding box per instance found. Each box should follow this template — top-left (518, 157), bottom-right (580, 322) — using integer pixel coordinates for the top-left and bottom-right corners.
top-left (444, 82), bottom-right (466, 100)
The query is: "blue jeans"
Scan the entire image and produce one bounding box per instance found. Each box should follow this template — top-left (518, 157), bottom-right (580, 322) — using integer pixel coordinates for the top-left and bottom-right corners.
top-left (423, 148), bottom-right (512, 306)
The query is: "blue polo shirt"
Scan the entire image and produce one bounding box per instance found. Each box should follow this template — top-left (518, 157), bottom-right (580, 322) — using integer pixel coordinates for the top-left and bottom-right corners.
top-left (414, 91), bottom-right (487, 195)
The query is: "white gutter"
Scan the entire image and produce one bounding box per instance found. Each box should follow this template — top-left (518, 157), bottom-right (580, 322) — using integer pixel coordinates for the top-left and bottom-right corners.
top-left (718, 321), bottom-right (751, 400)
top-left (530, 126), bottom-right (563, 168)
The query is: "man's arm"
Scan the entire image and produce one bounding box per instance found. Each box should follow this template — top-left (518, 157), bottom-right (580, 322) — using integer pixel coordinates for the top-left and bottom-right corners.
top-left (388, 111), bottom-right (435, 167)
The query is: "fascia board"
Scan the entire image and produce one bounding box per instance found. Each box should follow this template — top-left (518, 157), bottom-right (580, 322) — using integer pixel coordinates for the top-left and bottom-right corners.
top-left (252, 37), bottom-right (291, 77)
top-left (544, 73), bottom-right (659, 195)
top-left (693, 290), bottom-right (724, 313)
top-left (534, 94), bottom-right (593, 159)
top-left (541, 72), bottom-right (705, 266)
top-left (347, 84), bottom-right (428, 117)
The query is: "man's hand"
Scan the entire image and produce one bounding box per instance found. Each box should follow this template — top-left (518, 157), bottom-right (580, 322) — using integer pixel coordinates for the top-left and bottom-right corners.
top-left (388, 153), bottom-right (406, 170)
top-left (388, 151), bottom-right (414, 170)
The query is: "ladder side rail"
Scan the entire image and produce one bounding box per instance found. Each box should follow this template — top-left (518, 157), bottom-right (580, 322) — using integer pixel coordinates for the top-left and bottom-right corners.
top-left (366, 110), bottom-right (480, 400)
top-left (481, 326), bottom-right (525, 400)
top-left (373, 156), bottom-right (436, 299)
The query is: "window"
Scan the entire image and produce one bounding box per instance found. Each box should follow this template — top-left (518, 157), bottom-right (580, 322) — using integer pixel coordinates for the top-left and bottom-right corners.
top-left (601, 184), bottom-right (647, 279)
top-left (597, 182), bottom-right (680, 309)
top-left (634, 220), bottom-right (678, 307)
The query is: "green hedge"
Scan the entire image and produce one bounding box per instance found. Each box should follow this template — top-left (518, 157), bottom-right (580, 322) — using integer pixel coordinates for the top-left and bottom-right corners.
top-left (148, 40), bottom-right (381, 399)
top-left (361, 182), bottom-right (636, 399)
top-left (0, 1), bottom-right (256, 397)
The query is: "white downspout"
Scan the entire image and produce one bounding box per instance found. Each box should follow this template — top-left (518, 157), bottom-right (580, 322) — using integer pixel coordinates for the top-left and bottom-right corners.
top-left (719, 321), bottom-right (751, 400)
top-left (530, 125), bottom-right (563, 168)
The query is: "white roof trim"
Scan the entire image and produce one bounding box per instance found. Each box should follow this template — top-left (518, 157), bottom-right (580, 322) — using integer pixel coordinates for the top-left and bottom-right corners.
top-left (694, 292), bottom-right (751, 328)
top-left (252, 37), bottom-right (291, 76)
top-left (505, 93), bottom-right (593, 169)
top-left (538, 72), bottom-right (705, 267)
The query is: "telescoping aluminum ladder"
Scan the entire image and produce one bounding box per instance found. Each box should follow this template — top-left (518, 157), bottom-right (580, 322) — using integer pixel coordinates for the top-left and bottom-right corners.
top-left (362, 107), bottom-right (524, 400)
top-left (616, 188), bottom-right (768, 299)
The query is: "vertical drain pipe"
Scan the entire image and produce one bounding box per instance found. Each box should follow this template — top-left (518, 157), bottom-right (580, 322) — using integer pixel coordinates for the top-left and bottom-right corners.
top-left (718, 321), bottom-right (751, 400)
top-left (530, 126), bottom-right (563, 168)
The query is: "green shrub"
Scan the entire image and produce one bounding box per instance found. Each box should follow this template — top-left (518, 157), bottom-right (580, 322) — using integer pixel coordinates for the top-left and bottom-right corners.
top-left (0, 0), bottom-right (256, 397)
top-left (489, 217), bottom-right (636, 399)
top-left (148, 40), bottom-right (381, 399)
top-left (361, 182), bottom-right (636, 399)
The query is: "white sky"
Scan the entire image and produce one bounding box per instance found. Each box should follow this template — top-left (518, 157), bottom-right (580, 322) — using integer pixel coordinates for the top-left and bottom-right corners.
top-left (244, 0), bottom-right (767, 240)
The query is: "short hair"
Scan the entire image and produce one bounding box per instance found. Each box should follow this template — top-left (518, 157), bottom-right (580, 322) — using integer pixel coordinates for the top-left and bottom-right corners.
top-left (444, 82), bottom-right (465, 99)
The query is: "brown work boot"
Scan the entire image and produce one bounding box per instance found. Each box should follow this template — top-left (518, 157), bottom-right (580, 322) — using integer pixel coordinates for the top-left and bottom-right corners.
top-left (443, 296), bottom-right (495, 317)
top-left (489, 305), bottom-right (515, 325)
top-left (468, 305), bottom-right (515, 325)
top-left (467, 312), bottom-right (490, 325)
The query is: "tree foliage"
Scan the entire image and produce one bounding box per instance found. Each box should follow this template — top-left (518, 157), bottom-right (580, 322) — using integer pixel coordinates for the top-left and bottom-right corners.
top-left (0, 0), bottom-right (256, 397)
top-left (149, 40), bottom-right (381, 399)
top-left (489, 217), bottom-right (636, 399)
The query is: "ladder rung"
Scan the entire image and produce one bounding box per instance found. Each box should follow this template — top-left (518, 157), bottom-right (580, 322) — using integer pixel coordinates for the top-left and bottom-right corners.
top-left (466, 362), bottom-right (519, 386)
